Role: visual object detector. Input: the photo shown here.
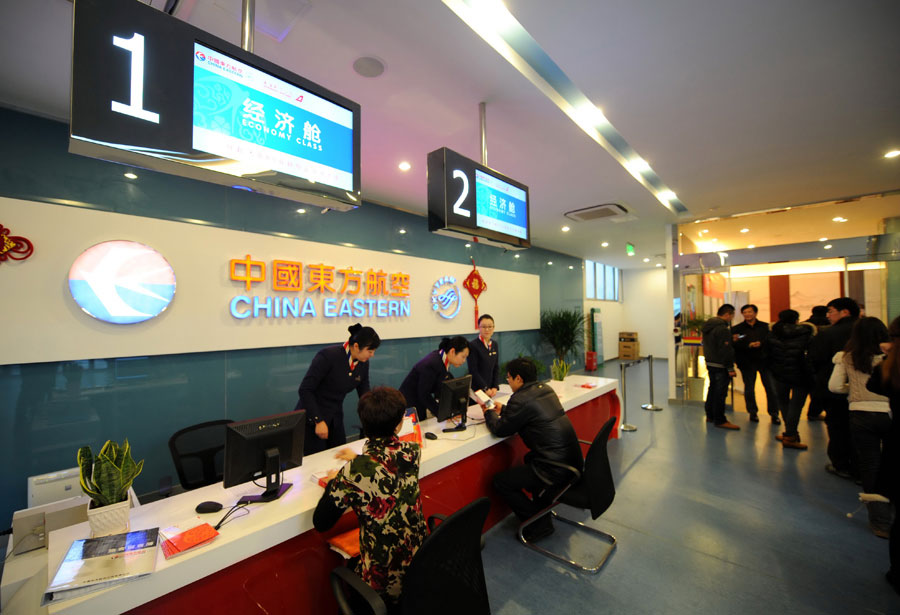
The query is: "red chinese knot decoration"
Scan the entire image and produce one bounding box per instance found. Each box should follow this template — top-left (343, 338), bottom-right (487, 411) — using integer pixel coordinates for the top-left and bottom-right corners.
top-left (462, 257), bottom-right (487, 328)
top-left (0, 224), bottom-right (34, 263)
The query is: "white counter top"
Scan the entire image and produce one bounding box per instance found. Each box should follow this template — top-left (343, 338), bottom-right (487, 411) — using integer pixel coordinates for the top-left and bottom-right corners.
top-left (19, 375), bottom-right (616, 615)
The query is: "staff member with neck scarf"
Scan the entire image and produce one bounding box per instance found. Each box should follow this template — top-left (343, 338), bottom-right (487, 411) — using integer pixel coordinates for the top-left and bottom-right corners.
top-left (468, 314), bottom-right (500, 397)
top-left (297, 323), bottom-right (381, 454)
top-left (399, 336), bottom-right (469, 421)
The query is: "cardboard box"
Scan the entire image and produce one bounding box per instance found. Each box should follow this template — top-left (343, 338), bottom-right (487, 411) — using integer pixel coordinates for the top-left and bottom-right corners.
top-left (619, 331), bottom-right (638, 342)
top-left (619, 341), bottom-right (640, 359)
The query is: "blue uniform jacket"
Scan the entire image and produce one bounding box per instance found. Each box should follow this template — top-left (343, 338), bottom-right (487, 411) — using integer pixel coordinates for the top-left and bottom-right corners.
top-left (398, 350), bottom-right (451, 420)
top-left (296, 344), bottom-right (370, 424)
top-left (467, 337), bottom-right (499, 391)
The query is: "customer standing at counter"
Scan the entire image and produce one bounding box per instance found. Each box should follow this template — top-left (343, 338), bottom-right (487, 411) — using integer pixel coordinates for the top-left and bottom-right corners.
top-left (399, 336), bottom-right (469, 421)
top-left (468, 314), bottom-right (500, 397)
top-left (296, 323), bottom-right (381, 454)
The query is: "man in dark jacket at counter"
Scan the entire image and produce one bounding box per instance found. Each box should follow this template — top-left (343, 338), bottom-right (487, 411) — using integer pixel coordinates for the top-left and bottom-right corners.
top-left (482, 358), bottom-right (584, 541)
top-left (702, 304), bottom-right (740, 430)
top-left (809, 297), bottom-right (860, 477)
top-left (732, 304), bottom-right (779, 424)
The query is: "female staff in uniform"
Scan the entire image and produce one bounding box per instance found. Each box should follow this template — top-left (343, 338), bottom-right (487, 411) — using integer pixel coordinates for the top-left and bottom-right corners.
top-left (467, 314), bottom-right (499, 397)
top-left (296, 323), bottom-right (381, 454)
top-left (399, 336), bottom-right (469, 421)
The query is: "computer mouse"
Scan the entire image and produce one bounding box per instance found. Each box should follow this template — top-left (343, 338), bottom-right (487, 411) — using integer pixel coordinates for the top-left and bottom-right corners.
top-left (195, 500), bottom-right (224, 514)
top-left (424, 432), bottom-right (438, 440)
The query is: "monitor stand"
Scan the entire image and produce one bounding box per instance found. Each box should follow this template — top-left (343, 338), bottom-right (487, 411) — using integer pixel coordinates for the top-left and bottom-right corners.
top-left (238, 447), bottom-right (293, 504)
top-left (442, 413), bottom-right (467, 433)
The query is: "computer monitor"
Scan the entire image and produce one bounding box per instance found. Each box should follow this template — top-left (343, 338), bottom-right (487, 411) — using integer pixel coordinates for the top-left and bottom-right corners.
top-left (437, 375), bottom-right (472, 432)
top-left (223, 410), bottom-right (306, 504)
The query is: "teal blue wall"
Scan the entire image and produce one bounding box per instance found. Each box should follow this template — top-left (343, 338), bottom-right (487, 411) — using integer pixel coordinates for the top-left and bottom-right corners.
top-left (0, 108), bottom-right (584, 525)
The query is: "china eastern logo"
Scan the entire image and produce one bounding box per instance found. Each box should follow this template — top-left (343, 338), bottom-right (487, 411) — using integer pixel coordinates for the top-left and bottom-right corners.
top-left (195, 51), bottom-right (206, 62)
top-left (431, 276), bottom-right (461, 320)
top-left (68, 241), bottom-right (176, 324)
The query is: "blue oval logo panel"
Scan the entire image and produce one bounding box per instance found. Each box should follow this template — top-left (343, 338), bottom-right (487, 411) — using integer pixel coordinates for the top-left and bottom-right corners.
top-left (68, 240), bottom-right (176, 324)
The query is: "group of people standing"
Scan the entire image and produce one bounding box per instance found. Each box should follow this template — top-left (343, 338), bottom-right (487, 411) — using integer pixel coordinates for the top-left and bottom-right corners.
top-left (703, 297), bottom-right (900, 593)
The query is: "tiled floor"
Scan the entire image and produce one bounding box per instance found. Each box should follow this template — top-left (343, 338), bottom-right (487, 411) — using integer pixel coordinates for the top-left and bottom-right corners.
top-left (481, 359), bottom-right (898, 614)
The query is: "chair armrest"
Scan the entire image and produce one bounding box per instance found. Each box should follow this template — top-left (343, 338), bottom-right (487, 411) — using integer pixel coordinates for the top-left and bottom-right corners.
top-left (531, 458), bottom-right (581, 486)
top-left (330, 566), bottom-right (388, 615)
top-left (427, 513), bottom-right (447, 533)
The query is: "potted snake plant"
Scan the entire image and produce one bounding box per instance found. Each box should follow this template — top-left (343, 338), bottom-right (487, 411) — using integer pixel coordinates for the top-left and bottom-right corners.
top-left (540, 309), bottom-right (585, 380)
top-left (77, 439), bottom-right (143, 536)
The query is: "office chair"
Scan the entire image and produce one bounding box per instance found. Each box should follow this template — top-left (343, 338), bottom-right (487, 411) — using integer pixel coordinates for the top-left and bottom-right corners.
top-left (168, 419), bottom-right (233, 490)
top-left (330, 496), bottom-right (491, 615)
top-left (519, 415), bottom-right (618, 573)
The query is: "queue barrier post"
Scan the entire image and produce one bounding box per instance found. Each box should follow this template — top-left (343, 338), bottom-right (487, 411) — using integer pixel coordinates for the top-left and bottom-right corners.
top-left (641, 354), bottom-right (663, 411)
top-left (619, 360), bottom-right (638, 432)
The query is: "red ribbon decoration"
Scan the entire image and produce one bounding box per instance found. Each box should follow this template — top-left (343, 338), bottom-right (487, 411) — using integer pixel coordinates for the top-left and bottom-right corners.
top-left (0, 224), bottom-right (34, 263)
top-left (462, 257), bottom-right (487, 329)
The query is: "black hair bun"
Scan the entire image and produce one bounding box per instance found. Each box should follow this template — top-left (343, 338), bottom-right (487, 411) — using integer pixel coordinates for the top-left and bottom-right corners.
top-left (348, 323), bottom-right (362, 335)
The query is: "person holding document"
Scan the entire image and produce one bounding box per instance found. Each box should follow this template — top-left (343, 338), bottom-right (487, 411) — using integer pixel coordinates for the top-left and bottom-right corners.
top-left (468, 314), bottom-right (500, 397)
top-left (481, 358), bottom-right (583, 541)
top-left (399, 336), bottom-right (469, 420)
top-left (296, 323), bottom-right (381, 454)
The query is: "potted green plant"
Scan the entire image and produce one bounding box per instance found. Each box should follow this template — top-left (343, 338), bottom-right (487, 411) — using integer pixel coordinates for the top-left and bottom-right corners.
top-left (539, 309), bottom-right (586, 381)
top-left (77, 439), bottom-right (143, 536)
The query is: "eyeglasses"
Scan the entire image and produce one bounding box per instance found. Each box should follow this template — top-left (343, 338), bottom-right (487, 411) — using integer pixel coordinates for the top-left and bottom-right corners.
top-left (479, 324), bottom-right (494, 329)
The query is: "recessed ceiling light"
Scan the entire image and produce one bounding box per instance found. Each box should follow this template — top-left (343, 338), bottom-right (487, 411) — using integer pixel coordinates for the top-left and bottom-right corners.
top-left (514, 254), bottom-right (520, 259)
top-left (296, 208), bottom-right (306, 214)
top-left (748, 244), bottom-right (755, 249)
top-left (465, 243), bottom-right (471, 248)
top-left (739, 228), bottom-right (749, 233)
top-left (568, 265), bottom-right (574, 270)
top-left (398, 228), bottom-right (407, 234)
top-left (561, 226), bottom-right (570, 232)
top-left (824, 244), bottom-right (833, 250)
top-left (642, 257), bottom-right (650, 262)
top-left (655, 263), bottom-right (662, 267)
top-left (601, 242), bottom-right (609, 247)
top-left (547, 261), bottom-right (553, 265)
top-left (710, 270), bottom-right (716, 274)
top-left (124, 172), bottom-right (137, 179)
top-left (675, 264), bottom-right (680, 268)
top-left (885, 150), bottom-right (900, 159)
top-left (398, 161), bottom-right (411, 172)
top-left (832, 216), bottom-right (847, 223)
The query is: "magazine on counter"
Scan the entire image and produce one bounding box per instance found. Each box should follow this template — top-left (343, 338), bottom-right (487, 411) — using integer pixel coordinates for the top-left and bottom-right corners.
top-left (42, 528), bottom-right (159, 605)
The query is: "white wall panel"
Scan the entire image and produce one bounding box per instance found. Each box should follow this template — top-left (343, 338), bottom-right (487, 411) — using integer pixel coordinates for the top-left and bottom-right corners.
top-left (1, 197), bottom-right (539, 364)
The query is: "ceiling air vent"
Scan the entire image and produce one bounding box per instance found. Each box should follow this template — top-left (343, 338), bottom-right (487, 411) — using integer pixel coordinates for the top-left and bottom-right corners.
top-left (564, 203), bottom-right (636, 223)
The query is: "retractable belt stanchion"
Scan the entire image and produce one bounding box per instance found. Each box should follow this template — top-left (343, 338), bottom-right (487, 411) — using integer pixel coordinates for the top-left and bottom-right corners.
top-left (619, 361), bottom-right (638, 432)
top-left (641, 354), bottom-right (663, 411)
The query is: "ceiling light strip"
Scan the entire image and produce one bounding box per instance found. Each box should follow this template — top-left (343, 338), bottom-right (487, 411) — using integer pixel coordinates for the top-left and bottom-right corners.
top-left (443, 0), bottom-right (688, 215)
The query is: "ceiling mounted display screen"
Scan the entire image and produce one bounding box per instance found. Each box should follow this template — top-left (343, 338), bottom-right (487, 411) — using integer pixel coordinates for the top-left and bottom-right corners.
top-left (70, 0), bottom-right (361, 211)
top-left (427, 147), bottom-right (530, 249)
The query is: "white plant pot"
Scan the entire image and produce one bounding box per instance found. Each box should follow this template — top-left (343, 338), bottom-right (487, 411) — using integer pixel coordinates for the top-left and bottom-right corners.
top-left (86, 495), bottom-right (131, 537)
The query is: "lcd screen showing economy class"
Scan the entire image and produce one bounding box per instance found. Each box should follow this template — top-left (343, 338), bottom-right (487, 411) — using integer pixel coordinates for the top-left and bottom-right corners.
top-left (192, 43), bottom-right (355, 192)
top-left (69, 0), bottom-right (361, 211)
top-left (474, 169), bottom-right (528, 240)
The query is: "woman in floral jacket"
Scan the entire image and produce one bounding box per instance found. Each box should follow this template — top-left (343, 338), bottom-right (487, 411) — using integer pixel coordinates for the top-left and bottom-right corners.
top-left (313, 386), bottom-right (426, 606)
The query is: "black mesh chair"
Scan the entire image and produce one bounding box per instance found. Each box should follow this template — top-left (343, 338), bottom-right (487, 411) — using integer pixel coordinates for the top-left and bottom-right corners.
top-left (168, 419), bottom-right (233, 491)
top-left (519, 416), bottom-right (618, 573)
top-left (330, 496), bottom-right (491, 615)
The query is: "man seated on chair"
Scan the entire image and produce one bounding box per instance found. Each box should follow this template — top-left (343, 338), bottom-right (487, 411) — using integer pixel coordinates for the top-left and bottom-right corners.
top-left (481, 358), bottom-right (584, 541)
top-left (313, 386), bottom-right (427, 607)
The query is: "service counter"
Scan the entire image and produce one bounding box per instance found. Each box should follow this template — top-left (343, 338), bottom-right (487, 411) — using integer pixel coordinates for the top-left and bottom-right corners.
top-left (3, 375), bottom-right (619, 615)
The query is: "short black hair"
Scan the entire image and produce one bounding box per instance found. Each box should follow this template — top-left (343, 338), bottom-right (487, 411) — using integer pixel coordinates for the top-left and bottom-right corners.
top-left (348, 324), bottom-right (381, 350)
top-left (717, 304), bottom-right (735, 317)
top-left (740, 304), bottom-right (758, 314)
top-left (478, 314), bottom-right (494, 325)
top-left (826, 297), bottom-right (860, 319)
top-left (811, 305), bottom-right (827, 317)
top-left (778, 309), bottom-right (800, 324)
top-left (358, 387), bottom-right (407, 438)
top-left (506, 358), bottom-right (537, 384)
